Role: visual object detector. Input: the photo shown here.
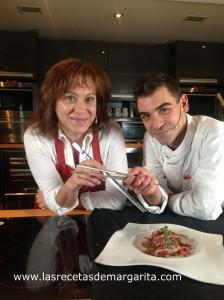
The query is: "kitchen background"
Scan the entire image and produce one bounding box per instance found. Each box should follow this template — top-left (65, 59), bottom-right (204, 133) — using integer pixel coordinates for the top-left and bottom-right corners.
top-left (0, 0), bottom-right (224, 209)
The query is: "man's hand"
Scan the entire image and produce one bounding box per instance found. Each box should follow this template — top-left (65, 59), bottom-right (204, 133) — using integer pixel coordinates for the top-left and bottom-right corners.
top-left (123, 167), bottom-right (162, 206)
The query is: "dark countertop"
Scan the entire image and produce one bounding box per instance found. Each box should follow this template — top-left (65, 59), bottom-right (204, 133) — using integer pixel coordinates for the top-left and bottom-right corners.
top-left (88, 206), bottom-right (224, 300)
top-left (0, 206), bottom-right (223, 300)
top-left (0, 143), bottom-right (143, 150)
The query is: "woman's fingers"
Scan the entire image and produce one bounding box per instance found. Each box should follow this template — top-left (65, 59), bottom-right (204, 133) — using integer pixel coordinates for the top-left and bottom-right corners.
top-left (72, 169), bottom-right (103, 188)
top-left (79, 159), bottom-right (104, 170)
top-left (35, 190), bottom-right (47, 209)
top-left (75, 160), bottom-right (105, 182)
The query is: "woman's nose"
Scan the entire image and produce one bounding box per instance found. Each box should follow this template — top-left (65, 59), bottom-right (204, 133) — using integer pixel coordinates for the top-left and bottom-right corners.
top-left (73, 99), bottom-right (85, 112)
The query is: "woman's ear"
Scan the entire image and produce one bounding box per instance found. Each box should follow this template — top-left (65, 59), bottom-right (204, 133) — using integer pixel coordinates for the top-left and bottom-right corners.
top-left (180, 94), bottom-right (189, 113)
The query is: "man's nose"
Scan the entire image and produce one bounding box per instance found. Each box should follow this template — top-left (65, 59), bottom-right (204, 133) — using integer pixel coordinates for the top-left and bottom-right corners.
top-left (148, 115), bottom-right (164, 131)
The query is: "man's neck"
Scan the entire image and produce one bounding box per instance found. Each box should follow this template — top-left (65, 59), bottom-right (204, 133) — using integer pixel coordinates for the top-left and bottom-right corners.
top-left (169, 117), bottom-right (188, 150)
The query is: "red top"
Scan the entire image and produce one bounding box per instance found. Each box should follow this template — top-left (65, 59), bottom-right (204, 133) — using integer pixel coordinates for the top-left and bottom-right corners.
top-left (54, 132), bottom-right (105, 193)
top-left (34, 132), bottom-right (105, 208)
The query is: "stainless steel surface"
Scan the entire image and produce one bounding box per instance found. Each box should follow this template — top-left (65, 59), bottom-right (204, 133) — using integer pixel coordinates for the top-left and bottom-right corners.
top-left (111, 94), bottom-right (134, 100)
top-left (1, 150), bottom-right (37, 208)
top-left (122, 121), bottom-right (145, 141)
top-left (179, 78), bottom-right (218, 85)
top-left (0, 79), bottom-right (37, 143)
top-left (126, 146), bottom-right (143, 154)
top-left (0, 110), bottom-right (32, 119)
top-left (181, 87), bottom-right (224, 121)
top-left (217, 93), bottom-right (224, 108)
top-left (0, 81), bottom-right (35, 89)
top-left (0, 117), bottom-right (30, 143)
top-left (0, 71), bottom-right (34, 79)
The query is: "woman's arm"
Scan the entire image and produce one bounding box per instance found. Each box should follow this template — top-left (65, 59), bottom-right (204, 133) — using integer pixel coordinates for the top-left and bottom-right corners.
top-left (79, 123), bottom-right (128, 210)
top-left (24, 129), bottom-right (103, 214)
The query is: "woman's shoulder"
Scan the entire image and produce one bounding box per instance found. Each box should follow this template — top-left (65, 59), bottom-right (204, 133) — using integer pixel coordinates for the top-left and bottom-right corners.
top-left (24, 125), bottom-right (53, 145)
top-left (98, 120), bottom-right (124, 141)
top-left (100, 120), bottom-right (123, 134)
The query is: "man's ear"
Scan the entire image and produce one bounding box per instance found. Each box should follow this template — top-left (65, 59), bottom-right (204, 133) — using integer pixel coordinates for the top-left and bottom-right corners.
top-left (180, 94), bottom-right (189, 112)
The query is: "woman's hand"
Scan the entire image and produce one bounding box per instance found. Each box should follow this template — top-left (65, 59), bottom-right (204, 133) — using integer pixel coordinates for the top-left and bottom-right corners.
top-left (123, 166), bottom-right (162, 205)
top-left (66, 159), bottom-right (105, 191)
top-left (35, 189), bottom-right (47, 209)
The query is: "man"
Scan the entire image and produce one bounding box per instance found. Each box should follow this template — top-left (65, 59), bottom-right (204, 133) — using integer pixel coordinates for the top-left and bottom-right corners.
top-left (123, 73), bottom-right (224, 220)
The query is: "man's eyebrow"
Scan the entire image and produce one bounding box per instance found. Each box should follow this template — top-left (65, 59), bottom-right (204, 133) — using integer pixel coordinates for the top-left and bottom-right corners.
top-left (156, 102), bottom-right (172, 110)
top-left (139, 102), bottom-right (172, 115)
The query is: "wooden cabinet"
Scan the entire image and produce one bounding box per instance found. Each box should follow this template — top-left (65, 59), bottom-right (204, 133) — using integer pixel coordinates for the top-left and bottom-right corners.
top-left (39, 39), bottom-right (170, 92)
top-left (39, 39), bottom-right (108, 82)
top-left (0, 30), bottom-right (38, 79)
top-left (171, 41), bottom-right (224, 84)
top-left (139, 44), bottom-right (170, 75)
top-left (108, 42), bottom-right (170, 94)
top-left (108, 42), bottom-right (139, 94)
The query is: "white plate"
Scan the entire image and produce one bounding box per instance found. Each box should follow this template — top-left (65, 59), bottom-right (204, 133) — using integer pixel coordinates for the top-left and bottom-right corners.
top-left (95, 223), bottom-right (224, 285)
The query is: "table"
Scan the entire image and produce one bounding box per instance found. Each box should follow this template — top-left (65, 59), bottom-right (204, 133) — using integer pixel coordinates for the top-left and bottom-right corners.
top-left (0, 213), bottom-right (90, 299)
top-left (87, 206), bottom-right (224, 300)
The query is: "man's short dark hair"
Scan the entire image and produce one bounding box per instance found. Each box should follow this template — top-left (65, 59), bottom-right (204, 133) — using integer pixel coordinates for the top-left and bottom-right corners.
top-left (133, 73), bottom-right (181, 102)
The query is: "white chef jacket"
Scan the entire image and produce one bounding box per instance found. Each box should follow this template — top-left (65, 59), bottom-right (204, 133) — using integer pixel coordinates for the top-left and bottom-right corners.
top-left (140, 114), bottom-right (224, 220)
top-left (23, 121), bottom-right (128, 215)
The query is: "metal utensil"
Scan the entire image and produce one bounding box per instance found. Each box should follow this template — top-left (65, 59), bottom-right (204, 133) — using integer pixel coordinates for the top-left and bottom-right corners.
top-left (73, 142), bottom-right (92, 160)
top-left (77, 165), bottom-right (128, 179)
top-left (72, 142), bottom-right (147, 212)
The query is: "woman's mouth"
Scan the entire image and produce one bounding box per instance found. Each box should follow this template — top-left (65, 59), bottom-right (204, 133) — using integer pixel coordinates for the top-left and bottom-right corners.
top-left (69, 116), bottom-right (88, 125)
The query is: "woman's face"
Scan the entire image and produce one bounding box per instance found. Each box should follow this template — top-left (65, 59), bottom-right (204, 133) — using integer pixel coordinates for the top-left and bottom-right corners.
top-left (55, 83), bottom-right (97, 142)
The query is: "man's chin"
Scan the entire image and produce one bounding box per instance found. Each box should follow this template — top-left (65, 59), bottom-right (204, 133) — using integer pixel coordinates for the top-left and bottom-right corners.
top-left (154, 134), bottom-right (174, 146)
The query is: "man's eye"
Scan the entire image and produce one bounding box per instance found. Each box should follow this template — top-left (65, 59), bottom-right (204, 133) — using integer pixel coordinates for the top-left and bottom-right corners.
top-left (140, 114), bottom-right (150, 120)
top-left (160, 107), bottom-right (169, 114)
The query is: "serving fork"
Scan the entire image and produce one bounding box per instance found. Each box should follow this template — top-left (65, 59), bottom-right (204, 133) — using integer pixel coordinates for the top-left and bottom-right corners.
top-left (72, 142), bottom-right (147, 212)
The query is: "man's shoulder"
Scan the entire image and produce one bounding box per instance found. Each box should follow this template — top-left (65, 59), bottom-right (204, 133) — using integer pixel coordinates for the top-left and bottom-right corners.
top-left (143, 131), bottom-right (162, 149)
top-left (195, 115), bottom-right (224, 135)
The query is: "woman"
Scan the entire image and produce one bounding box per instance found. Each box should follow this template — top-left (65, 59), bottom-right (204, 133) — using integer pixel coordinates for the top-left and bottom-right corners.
top-left (24, 58), bottom-right (128, 215)
top-left (24, 58), bottom-right (128, 297)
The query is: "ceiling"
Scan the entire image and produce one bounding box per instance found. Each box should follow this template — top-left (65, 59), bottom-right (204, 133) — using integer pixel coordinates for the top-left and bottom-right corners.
top-left (0, 0), bottom-right (224, 44)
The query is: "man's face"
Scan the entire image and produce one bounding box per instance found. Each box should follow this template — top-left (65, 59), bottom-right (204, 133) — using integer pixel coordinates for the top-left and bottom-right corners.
top-left (137, 86), bottom-right (188, 148)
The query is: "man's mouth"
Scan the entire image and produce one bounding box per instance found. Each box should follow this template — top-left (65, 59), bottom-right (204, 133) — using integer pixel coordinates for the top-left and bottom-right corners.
top-left (153, 129), bottom-right (171, 136)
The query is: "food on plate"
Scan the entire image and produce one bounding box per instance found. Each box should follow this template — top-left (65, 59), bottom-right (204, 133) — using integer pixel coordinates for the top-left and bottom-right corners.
top-left (142, 226), bottom-right (192, 257)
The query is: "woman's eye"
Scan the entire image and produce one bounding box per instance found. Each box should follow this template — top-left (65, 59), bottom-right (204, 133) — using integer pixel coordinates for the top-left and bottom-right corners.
top-left (85, 96), bottom-right (95, 104)
top-left (64, 94), bottom-right (75, 102)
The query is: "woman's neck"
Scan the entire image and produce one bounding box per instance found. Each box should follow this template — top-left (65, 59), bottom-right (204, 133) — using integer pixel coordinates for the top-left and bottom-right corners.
top-left (60, 127), bottom-right (85, 145)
